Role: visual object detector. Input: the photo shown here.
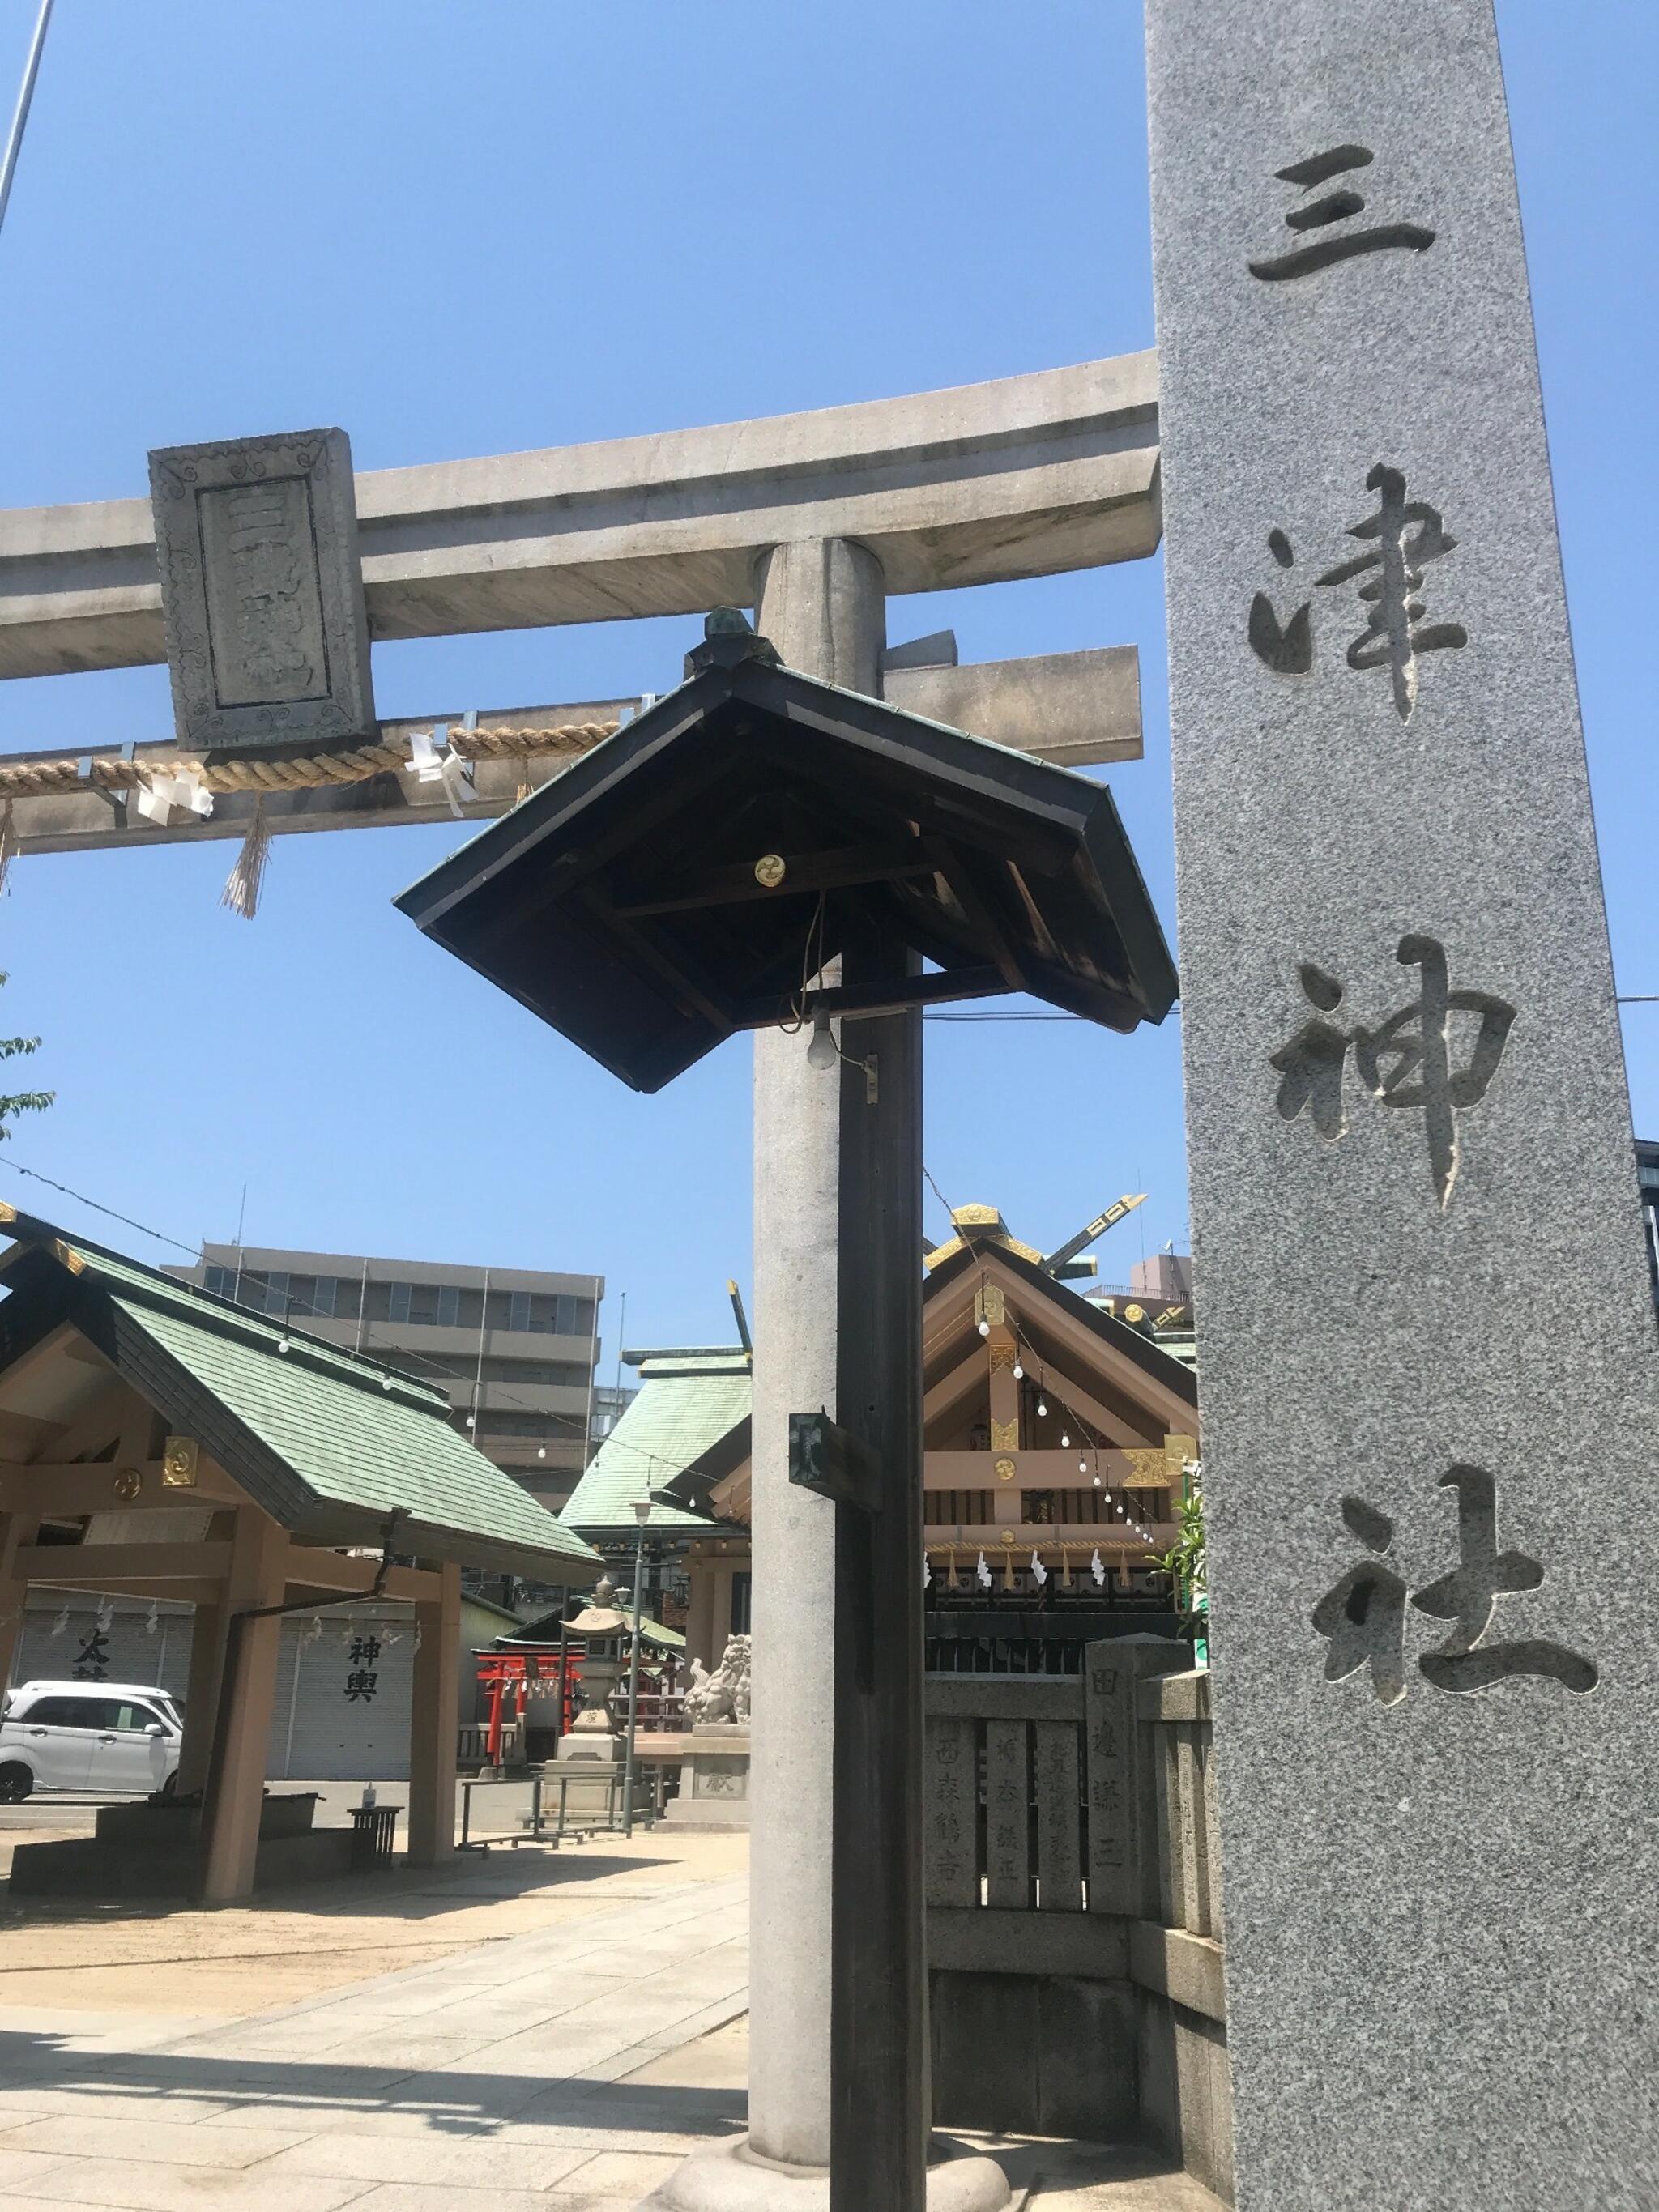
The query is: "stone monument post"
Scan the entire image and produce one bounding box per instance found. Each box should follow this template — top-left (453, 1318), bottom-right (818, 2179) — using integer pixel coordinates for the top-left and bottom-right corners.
top-left (1147, 2), bottom-right (1658, 2202)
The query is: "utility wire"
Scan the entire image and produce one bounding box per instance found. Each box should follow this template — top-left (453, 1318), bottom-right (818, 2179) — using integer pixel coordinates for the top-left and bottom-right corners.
top-left (0, 0), bottom-right (53, 244)
top-left (0, 1152), bottom-right (629, 1447)
top-left (929, 997), bottom-right (1657, 1020)
top-left (0, 1154), bottom-right (198, 1257)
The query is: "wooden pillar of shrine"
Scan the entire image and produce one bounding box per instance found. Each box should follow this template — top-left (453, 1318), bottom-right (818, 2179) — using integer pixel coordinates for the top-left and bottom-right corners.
top-left (0, 1511), bottom-right (28, 1700)
top-left (176, 1509), bottom-right (238, 1797)
top-left (407, 1559), bottom-right (462, 1865)
top-left (199, 1508), bottom-right (287, 1903)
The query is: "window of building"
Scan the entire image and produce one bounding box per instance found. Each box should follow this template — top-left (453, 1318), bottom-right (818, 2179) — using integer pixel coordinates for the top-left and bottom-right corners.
top-left (203, 1264), bottom-right (232, 1299)
top-left (285, 1275), bottom-right (326, 1321)
top-left (730, 1573), bottom-right (753, 1635)
top-left (437, 1285), bottom-right (460, 1328)
top-left (416, 1353), bottom-right (588, 1388)
top-left (262, 1270), bottom-right (289, 1318)
top-left (386, 1281), bottom-right (412, 1325)
top-left (484, 1290), bottom-right (599, 1337)
top-left (309, 1276), bottom-right (337, 1319)
top-left (473, 1411), bottom-right (570, 1439)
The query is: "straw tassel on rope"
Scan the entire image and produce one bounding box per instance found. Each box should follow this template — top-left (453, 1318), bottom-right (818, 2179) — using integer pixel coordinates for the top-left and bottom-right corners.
top-left (221, 797), bottom-right (271, 919)
top-left (0, 799), bottom-right (15, 897)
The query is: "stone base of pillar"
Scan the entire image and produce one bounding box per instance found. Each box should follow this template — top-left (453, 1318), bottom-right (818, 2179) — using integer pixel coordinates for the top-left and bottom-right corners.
top-left (640, 2135), bottom-right (1018, 2212)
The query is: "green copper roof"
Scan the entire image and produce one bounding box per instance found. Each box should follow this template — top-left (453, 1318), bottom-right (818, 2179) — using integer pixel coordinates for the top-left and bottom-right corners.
top-left (563, 1349), bottom-right (750, 1535)
top-left (0, 1213), bottom-right (599, 1580)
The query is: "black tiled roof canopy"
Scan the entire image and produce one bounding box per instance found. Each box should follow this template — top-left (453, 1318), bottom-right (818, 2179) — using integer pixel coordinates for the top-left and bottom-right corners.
top-left (396, 657), bottom-right (1178, 1093)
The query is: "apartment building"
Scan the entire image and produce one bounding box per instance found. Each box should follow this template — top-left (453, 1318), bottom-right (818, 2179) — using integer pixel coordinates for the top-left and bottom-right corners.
top-left (166, 1243), bottom-right (603, 1513)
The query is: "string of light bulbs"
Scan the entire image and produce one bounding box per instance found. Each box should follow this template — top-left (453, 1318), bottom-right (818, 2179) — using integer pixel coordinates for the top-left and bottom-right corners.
top-left (919, 1164), bottom-right (1166, 1579)
top-left (996, 1279), bottom-right (1166, 1556)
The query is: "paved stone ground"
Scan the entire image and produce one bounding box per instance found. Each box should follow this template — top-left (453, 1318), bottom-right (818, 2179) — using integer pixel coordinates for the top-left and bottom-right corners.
top-left (0, 1826), bottom-right (745, 2016)
top-left (0, 1839), bottom-right (1220, 2212)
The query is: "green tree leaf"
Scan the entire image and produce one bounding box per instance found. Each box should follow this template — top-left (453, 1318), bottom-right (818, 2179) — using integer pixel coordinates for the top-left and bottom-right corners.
top-left (0, 970), bottom-right (53, 1140)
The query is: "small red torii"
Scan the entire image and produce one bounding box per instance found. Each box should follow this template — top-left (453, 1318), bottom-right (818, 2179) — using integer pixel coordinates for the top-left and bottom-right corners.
top-left (472, 1647), bottom-right (580, 1766)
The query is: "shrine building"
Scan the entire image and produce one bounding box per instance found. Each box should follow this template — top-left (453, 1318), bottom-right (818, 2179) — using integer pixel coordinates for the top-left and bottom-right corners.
top-left (565, 1204), bottom-right (1199, 1671)
top-left (0, 1208), bottom-right (599, 1899)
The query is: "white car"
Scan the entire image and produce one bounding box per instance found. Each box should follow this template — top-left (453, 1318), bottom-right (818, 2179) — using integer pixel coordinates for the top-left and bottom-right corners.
top-left (0, 1681), bottom-right (183, 1801)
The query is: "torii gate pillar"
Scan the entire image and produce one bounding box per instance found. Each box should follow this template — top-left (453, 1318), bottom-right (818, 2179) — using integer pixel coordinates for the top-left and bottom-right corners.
top-left (650, 543), bottom-right (1013, 2212)
top-left (748, 537), bottom-right (882, 2172)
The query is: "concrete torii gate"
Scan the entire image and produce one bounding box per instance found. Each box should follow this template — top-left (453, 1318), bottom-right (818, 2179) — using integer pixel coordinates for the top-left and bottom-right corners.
top-left (0, 351), bottom-right (1166, 2208)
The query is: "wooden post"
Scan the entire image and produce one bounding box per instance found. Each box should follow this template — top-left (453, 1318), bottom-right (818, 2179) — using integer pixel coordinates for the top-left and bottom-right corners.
top-left (174, 1603), bottom-right (225, 1796)
top-left (176, 1510), bottom-right (238, 1796)
top-left (199, 1510), bottom-right (286, 1903)
top-left (408, 1558), bottom-right (461, 1865)
top-left (0, 1511), bottom-right (28, 1701)
top-left (987, 1323), bottom-right (1020, 1454)
top-left (830, 915), bottom-right (925, 2212)
top-left (685, 1546), bottom-right (719, 1671)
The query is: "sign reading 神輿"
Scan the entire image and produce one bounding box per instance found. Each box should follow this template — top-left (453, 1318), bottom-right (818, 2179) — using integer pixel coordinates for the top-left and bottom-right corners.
top-left (148, 427), bottom-right (375, 755)
top-left (1147, 0), bottom-right (1657, 2203)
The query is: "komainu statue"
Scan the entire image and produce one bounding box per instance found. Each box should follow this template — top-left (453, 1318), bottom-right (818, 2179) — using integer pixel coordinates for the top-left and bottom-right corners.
top-left (684, 1633), bottom-right (751, 1728)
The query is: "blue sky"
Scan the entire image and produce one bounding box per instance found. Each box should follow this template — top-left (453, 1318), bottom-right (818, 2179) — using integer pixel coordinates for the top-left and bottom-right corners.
top-left (0, 1), bottom-right (1652, 1356)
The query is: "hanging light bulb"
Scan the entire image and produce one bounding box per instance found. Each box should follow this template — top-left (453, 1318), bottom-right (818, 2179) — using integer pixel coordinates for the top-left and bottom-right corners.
top-left (1092, 1475), bottom-right (1102, 1489)
top-left (1077, 1456), bottom-right (1088, 1475)
top-left (1013, 1361), bottom-right (1023, 1379)
top-left (806, 1008), bottom-right (838, 1071)
top-left (1037, 1398), bottom-right (1047, 1417)
top-left (537, 1444), bottom-right (547, 1460)
top-left (977, 1318), bottom-right (991, 1337)
top-left (466, 1413), bottom-right (476, 1430)
top-left (1060, 1430), bottom-right (1070, 1447)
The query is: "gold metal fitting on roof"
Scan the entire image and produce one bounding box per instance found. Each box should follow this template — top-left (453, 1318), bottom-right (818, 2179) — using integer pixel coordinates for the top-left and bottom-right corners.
top-left (161, 1436), bottom-right (199, 1490)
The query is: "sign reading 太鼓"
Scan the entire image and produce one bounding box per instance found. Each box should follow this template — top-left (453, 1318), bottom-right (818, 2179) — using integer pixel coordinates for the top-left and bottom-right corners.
top-left (148, 427), bottom-right (375, 754)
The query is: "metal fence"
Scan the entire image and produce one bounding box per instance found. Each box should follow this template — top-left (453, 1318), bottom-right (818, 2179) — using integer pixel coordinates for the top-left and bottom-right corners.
top-left (924, 1614), bottom-right (1187, 1676)
top-left (457, 1765), bottom-right (664, 1848)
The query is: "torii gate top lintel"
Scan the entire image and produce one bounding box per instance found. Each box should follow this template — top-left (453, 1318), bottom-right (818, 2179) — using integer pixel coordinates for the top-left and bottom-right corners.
top-left (0, 354), bottom-right (1159, 863)
top-left (0, 352), bottom-right (1160, 684)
